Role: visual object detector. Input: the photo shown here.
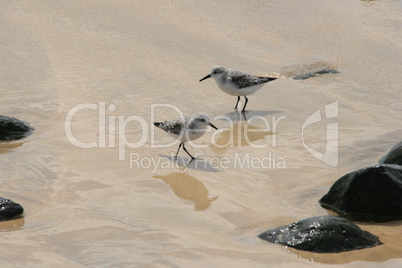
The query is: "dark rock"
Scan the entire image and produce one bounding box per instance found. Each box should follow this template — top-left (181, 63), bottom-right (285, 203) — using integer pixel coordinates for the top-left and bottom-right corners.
top-left (0, 197), bottom-right (24, 221)
top-left (379, 142), bottom-right (402, 166)
top-left (258, 215), bottom-right (382, 253)
top-left (319, 165), bottom-right (402, 222)
top-left (0, 115), bottom-right (34, 141)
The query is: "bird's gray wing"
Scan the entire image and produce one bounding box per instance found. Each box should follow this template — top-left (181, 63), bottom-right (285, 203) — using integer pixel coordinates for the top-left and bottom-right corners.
top-left (230, 71), bottom-right (277, 89)
top-left (156, 116), bottom-right (189, 135)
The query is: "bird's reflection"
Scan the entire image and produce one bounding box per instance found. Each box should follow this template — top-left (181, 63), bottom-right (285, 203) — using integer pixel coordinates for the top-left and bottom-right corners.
top-left (159, 155), bottom-right (219, 173)
top-left (211, 120), bottom-right (276, 154)
top-left (216, 110), bottom-right (282, 123)
top-left (153, 173), bottom-right (218, 211)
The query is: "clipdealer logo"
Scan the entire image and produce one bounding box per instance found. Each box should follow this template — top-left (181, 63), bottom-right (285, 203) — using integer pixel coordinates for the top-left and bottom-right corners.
top-left (63, 101), bottom-right (339, 169)
top-left (302, 101), bottom-right (338, 167)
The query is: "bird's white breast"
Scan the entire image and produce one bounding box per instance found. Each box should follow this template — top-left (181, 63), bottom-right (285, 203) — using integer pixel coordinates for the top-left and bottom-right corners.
top-left (216, 80), bottom-right (264, 96)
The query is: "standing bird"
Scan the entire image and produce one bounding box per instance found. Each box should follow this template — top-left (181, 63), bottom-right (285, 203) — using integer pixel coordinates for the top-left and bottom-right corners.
top-left (199, 66), bottom-right (278, 113)
top-left (153, 113), bottom-right (218, 159)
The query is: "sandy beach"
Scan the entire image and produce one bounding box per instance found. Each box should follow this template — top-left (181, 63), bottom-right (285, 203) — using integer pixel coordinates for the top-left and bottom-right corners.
top-left (1, 0), bottom-right (402, 267)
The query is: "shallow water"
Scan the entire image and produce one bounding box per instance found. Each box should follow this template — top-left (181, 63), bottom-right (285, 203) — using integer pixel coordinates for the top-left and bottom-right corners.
top-left (1, 0), bottom-right (401, 267)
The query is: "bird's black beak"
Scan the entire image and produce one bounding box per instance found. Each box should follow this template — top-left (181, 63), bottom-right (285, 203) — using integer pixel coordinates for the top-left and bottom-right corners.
top-left (209, 122), bottom-right (218, 130)
top-left (199, 74), bottom-right (211, 82)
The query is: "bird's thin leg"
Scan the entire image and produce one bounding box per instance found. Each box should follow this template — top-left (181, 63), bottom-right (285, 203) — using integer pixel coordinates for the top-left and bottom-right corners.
top-left (234, 96), bottom-right (241, 112)
top-left (241, 111), bottom-right (247, 121)
top-left (185, 157), bottom-right (195, 168)
top-left (182, 143), bottom-right (195, 159)
top-left (175, 142), bottom-right (183, 158)
top-left (241, 96), bottom-right (249, 113)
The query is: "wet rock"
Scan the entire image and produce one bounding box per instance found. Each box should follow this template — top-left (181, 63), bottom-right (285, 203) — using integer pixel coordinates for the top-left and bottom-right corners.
top-left (379, 142), bottom-right (402, 166)
top-left (319, 165), bottom-right (402, 222)
top-left (258, 215), bottom-right (382, 253)
top-left (292, 68), bottom-right (339, 80)
top-left (0, 197), bottom-right (24, 221)
top-left (280, 60), bottom-right (339, 80)
top-left (0, 115), bottom-right (34, 141)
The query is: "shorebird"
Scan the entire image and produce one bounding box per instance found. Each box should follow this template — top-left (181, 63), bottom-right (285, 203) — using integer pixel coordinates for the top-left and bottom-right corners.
top-left (153, 113), bottom-right (218, 159)
top-left (199, 66), bottom-right (278, 113)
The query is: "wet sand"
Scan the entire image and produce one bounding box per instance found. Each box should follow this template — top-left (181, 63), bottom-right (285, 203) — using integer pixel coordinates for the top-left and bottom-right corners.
top-left (1, 0), bottom-right (402, 267)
